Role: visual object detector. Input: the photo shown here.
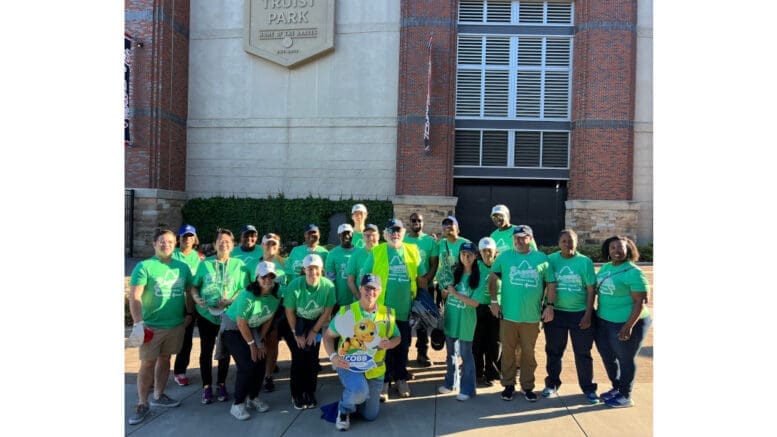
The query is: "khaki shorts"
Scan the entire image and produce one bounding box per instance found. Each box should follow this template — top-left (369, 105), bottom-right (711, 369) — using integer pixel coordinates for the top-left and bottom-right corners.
top-left (139, 324), bottom-right (185, 361)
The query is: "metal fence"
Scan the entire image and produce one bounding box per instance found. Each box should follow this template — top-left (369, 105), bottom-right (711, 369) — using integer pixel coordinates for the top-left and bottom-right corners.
top-left (125, 189), bottom-right (134, 257)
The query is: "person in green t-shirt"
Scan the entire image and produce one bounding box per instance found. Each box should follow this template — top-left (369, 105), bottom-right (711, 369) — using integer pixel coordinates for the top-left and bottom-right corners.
top-left (489, 204), bottom-right (538, 252)
top-left (436, 215), bottom-right (471, 293)
top-left (326, 223), bottom-right (358, 309)
top-left (472, 237), bottom-right (501, 387)
top-left (594, 235), bottom-right (651, 409)
top-left (283, 254), bottom-right (336, 410)
top-left (257, 232), bottom-right (288, 393)
top-left (346, 223), bottom-right (380, 299)
top-left (128, 229), bottom-right (194, 425)
top-left (171, 224), bottom-right (203, 388)
top-left (287, 224), bottom-right (329, 277)
top-left (231, 225), bottom-right (264, 276)
top-left (487, 225), bottom-right (557, 403)
top-left (541, 229), bottom-right (599, 404)
top-left (191, 228), bottom-right (251, 405)
top-left (438, 242), bottom-right (484, 401)
top-left (350, 203), bottom-right (368, 249)
top-left (220, 261), bottom-right (280, 420)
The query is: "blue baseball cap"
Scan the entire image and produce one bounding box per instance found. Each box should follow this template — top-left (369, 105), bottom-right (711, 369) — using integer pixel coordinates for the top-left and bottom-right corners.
top-left (460, 242), bottom-right (478, 254)
top-left (240, 224), bottom-right (258, 234)
top-left (385, 219), bottom-right (404, 229)
top-left (178, 224), bottom-right (197, 236)
top-left (361, 274), bottom-right (382, 289)
top-left (304, 224), bottom-right (320, 233)
top-left (365, 224), bottom-right (379, 232)
top-left (513, 225), bottom-right (534, 237)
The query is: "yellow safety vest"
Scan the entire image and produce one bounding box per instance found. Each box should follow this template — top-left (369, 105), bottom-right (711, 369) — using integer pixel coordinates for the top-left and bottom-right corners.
top-left (337, 301), bottom-right (395, 379)
top-left (371, 243), bottom-right (420, 304)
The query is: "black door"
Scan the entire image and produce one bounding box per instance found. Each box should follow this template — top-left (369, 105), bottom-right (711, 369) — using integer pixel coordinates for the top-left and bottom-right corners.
top-left (453, 179), bottom-right (567, 247)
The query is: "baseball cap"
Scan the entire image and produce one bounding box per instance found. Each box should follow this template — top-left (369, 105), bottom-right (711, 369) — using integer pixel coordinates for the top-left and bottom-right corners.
top-left (513, 225), bottom-right (534, 237)
top-left (261, 233), bottom-right (280, 244)
top-left (364, 223), bottom-right (379, 232)
top-left (178, 224), bottom-right (196, 236)
top-left (337, 223), bottom-right (354, 234)
top-left (240, 224), bottom-right (258, 235)
top-left (491, 204), bottom-right (510, 217)
top-left (478, 237), bottom-right (497, 251)
top-left (385, 219), bottom-right (404, 229)
top-left (360, 273), bottom-right (382, 289)
top-left (304, 224), bottom-right (320, 233)
top-left (255, 261), bottom-right (276, 278)
top-left (460, 242), bottom-right (478, 254)
top-left (441, 216), bottom-right (459, 227)
top-left (302, 254), bottom-right (323, 268)
top-left (351, 203), bottom-right (368, 214)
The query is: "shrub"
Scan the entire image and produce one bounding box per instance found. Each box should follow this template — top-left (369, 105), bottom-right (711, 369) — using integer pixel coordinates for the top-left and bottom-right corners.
top-left (537, 243), bottom-right (653, 262)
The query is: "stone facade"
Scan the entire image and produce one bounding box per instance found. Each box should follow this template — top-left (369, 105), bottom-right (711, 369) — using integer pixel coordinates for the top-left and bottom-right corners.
top-left (564, 200), bottom-right (640, 245)
top-left (392, 195), bottom-right (458, 238)
top-left (129, 189), bottom-right (188, 257)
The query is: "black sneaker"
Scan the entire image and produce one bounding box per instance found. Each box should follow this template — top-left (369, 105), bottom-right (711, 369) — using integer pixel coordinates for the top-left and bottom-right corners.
top-left (305, 392), bottom-right (318, 409)
top-left (416, 353), bottom-right (432, 367)
top-left (501, 385), bottom-right (515, 401)
top-left (263, 376), bottom-right (275, 392)
top-left (477, 377), bottom-right (494, 388)
top-left (292, 396), bottom-right (306, 410)
top-left (524, 390), bottom-right (538, 402)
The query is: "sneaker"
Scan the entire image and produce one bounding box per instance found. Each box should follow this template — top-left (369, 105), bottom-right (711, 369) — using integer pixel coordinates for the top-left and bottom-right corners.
top-left (149, 393), bottom-right (181, 408)
top-left (541, 386), bottom-right (557, 398)
top-left (230, 403), bottom-right (250, 420)
top-left (216, 384), bottom-right (230, 402)
top-left (477, 377), bottom-right (494, 388)
top-left (416, 353), bottom-right (432, 367)
top-left (263, 376), bottom-right (275, 392)
top-left (456, 393), bottom-right (471, 401)
top-left (397, 380), bottom-right (411, 398)
top-left (380, 383), bottom-right (389, 402)
top-left (292, 396), bottom-right (306, 410)
top-left (128, 404), bottom-right (150, 425)
top-left (336, 412), bottom-right (350, 431)
top-left (304, 392), bottom-right (318, 409)
top-left (437, 385), bottom-right (453, 394)
top-left (501, 385), bottom-right (515, 401)
top-left (201, 386), bottom-right (214, 404)
top-left (247, 396), bottom-right (270, 413)
top-left (600, 387), bottom-right (620, 401)
top-left (585, 392), bottom-right (601, 404)
top-left (174, 374), bottom-right (190, 386)
top-left (524, 390), bottom-right (538, 402)
top-left (605, 393), bottom-right (635, 408)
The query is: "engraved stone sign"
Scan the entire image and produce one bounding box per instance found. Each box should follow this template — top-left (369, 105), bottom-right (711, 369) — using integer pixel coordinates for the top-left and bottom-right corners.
top-left (244, 0), bottom-right (335, 68)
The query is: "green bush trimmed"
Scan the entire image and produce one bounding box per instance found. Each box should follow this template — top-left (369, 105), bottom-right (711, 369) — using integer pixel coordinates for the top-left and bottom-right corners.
top-left (537, 243), bottom-right (653, 263)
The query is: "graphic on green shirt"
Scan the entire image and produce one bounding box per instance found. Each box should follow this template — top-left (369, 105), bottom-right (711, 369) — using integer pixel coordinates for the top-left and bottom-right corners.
top-left (362, 246), bottom-right (427, 321)
top-left (596, 262), bottom-right (650, 323)
top-left (443, 273), bottom-right (484, 341)
top-left (492, 250), bottom-right (554, 323)
top-left (130, 257), bottom-right (192, 328)
top-left (225, 289), bottom-right (280, 328)
top-left (287, 245), bottom-right (329, 276)
top-left (193, 257), bottom-right (250, 324)
top-left (326, 246), bottom-right (356, 305)
top-left (352, 232), bottom-right (364, 249)
top-left (435, 237), bottom-right (470, 288)
top-left (284, 276), bottom-right (336, 320)
top-left (548, 252), bottom-right (596, 312)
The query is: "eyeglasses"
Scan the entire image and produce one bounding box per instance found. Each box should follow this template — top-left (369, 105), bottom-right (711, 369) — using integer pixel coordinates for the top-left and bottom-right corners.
top-left (363, 286), bottom-right (378, 292)
top-left (260, 275), bottom-right (276, 281)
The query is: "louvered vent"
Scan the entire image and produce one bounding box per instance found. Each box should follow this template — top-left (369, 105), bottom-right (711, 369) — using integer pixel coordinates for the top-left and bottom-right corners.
top-left (545, 38), bottom-right (570, 67)
top-left (518, 1), bottom-right (544, 23)
top-left (541, 131), bottom-right (569, 167)
top-left (456, 70), bottom-right (482, 116)
top-left (457, 35), bottom-right (483, 64)
top-left (546, 2), bottom-right (573, 24)
top-left (484, 70), bottom-right (509, 116)
top-left (455, 130), bottom-right (482, 165)
top-left (459, 0), bottom-right (484, 22)
top-left (482, 131), bottom-right (509, 166)
top-left (485, 37), bottom-right (510, 65)
top-left (516, 70), bottom-right (540, 117)
top-left (486, 0), bottom-right (512, 22)
top-left (543, 71), bottom-right (569, 118)
top-left (514, 131), bottom-right (541, 167)
top-left (517, 37), bottom-right (542, 66)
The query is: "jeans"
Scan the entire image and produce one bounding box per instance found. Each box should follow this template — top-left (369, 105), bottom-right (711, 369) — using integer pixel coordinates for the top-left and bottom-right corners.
top-left (444, 337), bottom-right (476, 397)
top-left (543, 309), bottom-right (597, 394)
top-left (336, 368), bottom-right (384, 421)
top-left (197, 316), bottom-right (230, 387)
top-left (222, 330), bottom-right (266, 404)
top-left (472, 304), bottom-right (501, 380)
top-left (594, 315), bottom-right (652, 398)
top-left (385, 320), bottom-right (410, 382)
top-left (173, 313), bottom-right (197, 375)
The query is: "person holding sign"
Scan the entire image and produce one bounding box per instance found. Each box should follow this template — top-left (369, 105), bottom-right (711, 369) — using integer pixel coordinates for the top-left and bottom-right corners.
top-left (323, 274), bottom-right (401, 431)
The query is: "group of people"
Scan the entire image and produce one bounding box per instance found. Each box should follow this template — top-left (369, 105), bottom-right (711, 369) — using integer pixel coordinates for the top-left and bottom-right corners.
top-left (127, 203), bottom-right (652, 431)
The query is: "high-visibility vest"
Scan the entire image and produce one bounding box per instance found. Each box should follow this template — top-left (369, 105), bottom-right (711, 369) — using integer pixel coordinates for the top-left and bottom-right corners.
top-left (336, 301), bottom-right (395, 379)
top-left (371, 243), bottom-right (420, 304)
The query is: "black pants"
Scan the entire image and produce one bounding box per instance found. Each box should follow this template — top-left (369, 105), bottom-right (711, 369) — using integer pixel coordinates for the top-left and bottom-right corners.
top-left (197, 316), bottom-right (230, 387)
top-left (283, 318), bottom-right (321, 398)
top-left (473, 304), bottom-right (502, 380)
top-left (385, 320), bottom-right (411, 382)
top-left (414, 287), bottom-right (434, 355)
top-left (173, 313), bottom-right (197, 375)
top-left (222, 330), bottom-right (267, 404)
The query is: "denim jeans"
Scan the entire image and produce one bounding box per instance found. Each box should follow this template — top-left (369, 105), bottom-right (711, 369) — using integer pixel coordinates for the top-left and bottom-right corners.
top-left (336, 368), bottom-right (384, 420)
top-left (443, 337), bottom-right (476, 397)
top-left (543, 309), bottom-right (597, 394)
top-left (385, 320), bottom-right (410, 382)
top-left (222, 330), bottom-right (266, 404)
top-left (594, 315), bottom-right (651, 398)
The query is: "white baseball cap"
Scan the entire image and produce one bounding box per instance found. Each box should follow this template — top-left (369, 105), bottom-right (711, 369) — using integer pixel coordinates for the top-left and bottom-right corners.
top-left (255, 261), bottom-right (276, 278)
top-left (337, 223), bottom-right (354, 234)
top-left (351, 203), bottom-right (368, 214)
top-left (303, 254), bottom-right (323, 268)
top-left (478, 237), bottom-right (497, 251)
top-left (491, 204), bottom-right (510, 217)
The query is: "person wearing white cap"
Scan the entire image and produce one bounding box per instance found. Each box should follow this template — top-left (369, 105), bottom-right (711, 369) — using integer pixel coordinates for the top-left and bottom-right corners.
top-left (283, 254), bottom-right (336, 410)
top-left (287, 224), bottom-right (329, 276)
top-left (220, 261), bottom-right (280, 420)
top-left (350, 203), bottom-right (368, 249)
top-left (489, 205), bottom-right (539, 253)
top-left (191, 228), bottom-right (252, 405)
top-left (472, 237), bottom-right (502, 387)
top-left (326, 223), bottom-right (358, 309)
top-left (232, 225), bottom-right (264, 277)
top-left (345, 223), bottom-right (381, 300)
top-left (172, 224), bottom-right (204, 387)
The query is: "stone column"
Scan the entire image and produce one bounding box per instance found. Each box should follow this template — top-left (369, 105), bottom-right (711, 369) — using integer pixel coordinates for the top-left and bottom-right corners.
top-left (392, 195), bottom-right (458, 238)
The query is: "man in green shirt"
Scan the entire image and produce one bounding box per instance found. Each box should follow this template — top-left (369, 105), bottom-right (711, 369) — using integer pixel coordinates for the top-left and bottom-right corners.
top-left (326, 223), bottom-right (358, 309)
top-left (487, 225), bottom-right (556, 403)
top-left (346, 223), bottom-right (380, 299)
top-left (231, 225), bottom-right (264, 276)
top-left (351, 203), bottom-right (368, 249)
top-left (489, 204), bottom-right (538, 252)
top-left (287, 224), bottom-right (329, 277)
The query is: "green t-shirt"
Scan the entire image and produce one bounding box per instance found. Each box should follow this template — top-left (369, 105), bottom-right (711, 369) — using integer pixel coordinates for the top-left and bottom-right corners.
top-left (596, 262), bottom-right (650, 323)
top-left (548, 251), bottom-right (596, 312)
top-left (435, 237), bottom-right (471, 288)
top-left (490, 226), bottom-right (538, 253)
top-left (362, 246), bottom-right (428, 321)
top-left (130, 256), bottom-right (193, 329)
top-left (231, 246), bottom-right (264, 278)
top-left (491, 249), bottom-right (554, 323)
top-left (287, 244), bottom-right (329, 277)
top-left (172, 248), bottom-right (201, 275)
top-left (224, 289), bottom-right (280, 328)
top-left (444, 272), bottom-right (485, 341)
top-left (325, 245), bottom-right (357, 306)
top-left (352, 232), bottom-right (365, 249)
top-left (404, 232), bottom-right (439, 275)
top-left (193, 257), bottom-right (251, 325)
top-left (477, 260), bottom-right (501, 304)
top-left (284, 276), bottom-right (336, 320)
top-left (345, 247), bottom-right (371, 287)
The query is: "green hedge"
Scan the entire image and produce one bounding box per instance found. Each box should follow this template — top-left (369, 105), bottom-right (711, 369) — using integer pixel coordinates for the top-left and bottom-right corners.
top-left (181, 195), bottom-right (394, 254)
top-left (537, 243), bottom-right (653, 263)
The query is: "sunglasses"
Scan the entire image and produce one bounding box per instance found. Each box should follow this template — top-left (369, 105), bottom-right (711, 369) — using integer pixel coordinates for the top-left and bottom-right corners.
top-left (363, 286), bottom-right (378, 292)
top-left (387, 227), bottom-right (402, 234)
top-left (410, 218), bottom-right (423, 222)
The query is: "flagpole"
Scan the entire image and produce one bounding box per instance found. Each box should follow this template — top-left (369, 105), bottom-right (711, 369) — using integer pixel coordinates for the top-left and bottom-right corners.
top-left (423, 33), bottom-right (433, 156)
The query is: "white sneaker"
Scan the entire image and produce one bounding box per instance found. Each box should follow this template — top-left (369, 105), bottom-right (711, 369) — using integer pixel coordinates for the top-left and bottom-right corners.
top-left (335, 412), bottom-right (350, 431)
top-left (230, 403), bottom-right (250, 420)
top-left (456, 393), bottom-right (471, 401)
top-left (437, 385), bottom-right (453, 394)
top-left (397, 380), bottom-right (411, 398)
top-left (247, 396), bottom-right (270, 412)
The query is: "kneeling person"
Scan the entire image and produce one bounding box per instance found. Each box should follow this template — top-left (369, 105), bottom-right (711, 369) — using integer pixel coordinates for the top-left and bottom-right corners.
top-left (324, 274), bottom-right (401, 431)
